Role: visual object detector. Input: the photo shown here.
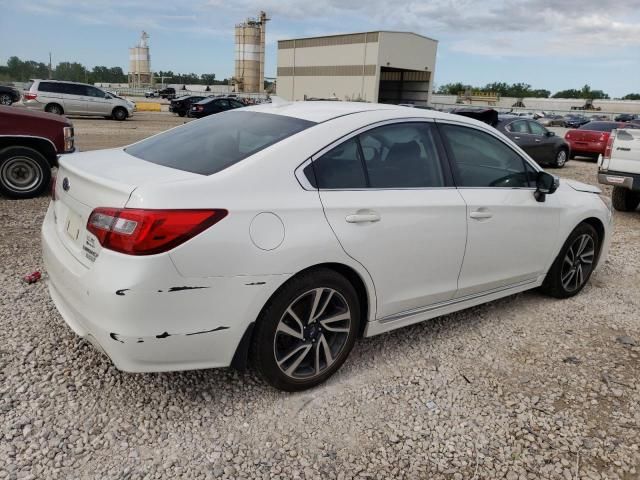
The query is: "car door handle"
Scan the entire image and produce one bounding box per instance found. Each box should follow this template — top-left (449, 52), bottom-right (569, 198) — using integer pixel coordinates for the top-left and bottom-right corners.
top-left (469, 210), bottom-right (493, 220)
top-left (513, 136), bottom-right (521, 140)
top-left (535, 139), bottom-right (542, 143)
top-left (345, 212), bottom-right (381, 223)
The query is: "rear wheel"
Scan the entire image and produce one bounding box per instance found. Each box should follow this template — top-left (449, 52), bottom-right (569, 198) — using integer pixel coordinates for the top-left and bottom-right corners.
top-left (611, 186), bottom-right (640, 212)
top-left (0, 93), bottom-right (13, 105)
top-left (45, 103), bottom-right (63, 115)
top-left (178, 111), bottom-right (186, 117)
top-left (540, 223), bottom-right (600, 298)
top-left (0, 146), bottom-right (51, 199)
top-left (112, 107), bottom-right (127, 121)
top-left (252, 269), bottom-right (360, 391)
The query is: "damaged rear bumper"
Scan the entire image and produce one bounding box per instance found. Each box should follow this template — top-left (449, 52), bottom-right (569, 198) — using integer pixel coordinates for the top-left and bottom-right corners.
top-left (41, 204), bottom-right (289, 373)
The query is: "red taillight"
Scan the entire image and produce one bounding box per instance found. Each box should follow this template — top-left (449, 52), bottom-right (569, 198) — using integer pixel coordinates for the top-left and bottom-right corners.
top-left (51, 174), bottom-right (57, 201)
top-left (599, 133), bottom-right (608, 142)
top-left (565, 132), bottom-right (572, 139)
top-left (24, 92), bottom-right (37, 100)
top-left (604, 131), bottom-right (616, 160)
top-left (87, 208), bottom-right (228, 255)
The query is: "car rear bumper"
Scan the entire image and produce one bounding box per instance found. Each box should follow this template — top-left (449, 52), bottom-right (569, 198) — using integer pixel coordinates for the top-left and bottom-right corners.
top-left (567, 141), bottom-right (605, 156)
top-left (22, 99), bottom-right (46, 111)
top-left (598, 171), bottom-right (640, 191)
top-left (41, 203), bottom-right (288, 373)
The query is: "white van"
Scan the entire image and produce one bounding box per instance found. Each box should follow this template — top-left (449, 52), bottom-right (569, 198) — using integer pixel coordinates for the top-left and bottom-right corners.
top-left (22, 80), bottom-right (135, 120)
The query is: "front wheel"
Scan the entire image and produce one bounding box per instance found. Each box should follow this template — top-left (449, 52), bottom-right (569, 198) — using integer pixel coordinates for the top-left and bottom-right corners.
top-left (112, 107), bottom-right (127, 121)
top-left (611, 186), bottom-right (640, 212)
top-left (0, 146), bottom-right (51, 199)
top-left (251, 269), bottom-right (360, 391)
top-left (552, 148), bottom-right (568, 168)
top-left (540, 223), bottom-right (600, 298)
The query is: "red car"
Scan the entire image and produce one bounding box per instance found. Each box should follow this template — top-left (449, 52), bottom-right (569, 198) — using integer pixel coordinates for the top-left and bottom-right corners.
top-left (565, 121), bottom-right (636, 160)
top-left (0, 105), bottom-right (74, 198)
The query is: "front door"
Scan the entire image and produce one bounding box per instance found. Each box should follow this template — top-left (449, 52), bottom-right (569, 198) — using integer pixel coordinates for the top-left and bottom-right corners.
top-left (85, 86), bottom-right (113, 116)
top-left (437, 122), bottom-right (560, 297)
top-left (312, 121), bottom-right (468, 318)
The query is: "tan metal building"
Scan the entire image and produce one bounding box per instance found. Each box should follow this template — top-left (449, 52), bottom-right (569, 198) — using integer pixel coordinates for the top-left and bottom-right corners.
top-left (276, 31), bottom-right (437, 105)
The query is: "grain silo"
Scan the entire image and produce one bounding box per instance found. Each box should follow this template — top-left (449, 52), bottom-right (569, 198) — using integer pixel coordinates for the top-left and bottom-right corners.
top-left (128, 31), bottom-right (152, 87)
top-left (234, 12), bottom-right (268, 93)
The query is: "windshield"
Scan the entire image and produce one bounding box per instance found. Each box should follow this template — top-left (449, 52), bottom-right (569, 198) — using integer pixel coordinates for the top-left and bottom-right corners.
top-left (125, 111), bottom-right (316, 175)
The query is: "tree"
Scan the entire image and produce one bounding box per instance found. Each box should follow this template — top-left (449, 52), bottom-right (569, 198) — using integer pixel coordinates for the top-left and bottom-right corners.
top-left (200, 73), bottom-right (216, 84)
top-left (622, 93), bottom-right (640, 100)
top-left (437, 82), bottom-right (471, 95)
top-left (54, 62), bottom-right (87, 82)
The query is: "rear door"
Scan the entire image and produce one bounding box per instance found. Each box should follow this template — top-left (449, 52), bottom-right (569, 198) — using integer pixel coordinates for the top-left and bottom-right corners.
top-left (504, 119), bottom-right (536, 156)
top-left (311, 120), bottom-right (468, 319)
top-left (527, 120), bottom-right (555, 163)
top-left (437, 122), bottom-right (560, 297)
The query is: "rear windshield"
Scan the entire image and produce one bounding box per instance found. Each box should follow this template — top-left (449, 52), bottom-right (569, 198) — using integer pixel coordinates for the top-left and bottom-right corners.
top-left (579, 122), bottom-right (617, 132)
top-left (125, 111), bottom-right (316, 175)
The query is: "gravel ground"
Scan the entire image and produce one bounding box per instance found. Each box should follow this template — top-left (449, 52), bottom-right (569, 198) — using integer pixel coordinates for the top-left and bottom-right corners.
top-left (1, 115), bottom-right (639, 479)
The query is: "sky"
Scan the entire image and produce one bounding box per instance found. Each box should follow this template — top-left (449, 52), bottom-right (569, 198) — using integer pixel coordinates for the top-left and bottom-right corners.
top-left (1, 0), bottom-right (639, 97)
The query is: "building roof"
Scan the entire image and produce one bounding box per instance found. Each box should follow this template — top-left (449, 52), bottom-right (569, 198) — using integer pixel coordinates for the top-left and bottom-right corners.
top-left (278, 30), bottom-right (438, 45)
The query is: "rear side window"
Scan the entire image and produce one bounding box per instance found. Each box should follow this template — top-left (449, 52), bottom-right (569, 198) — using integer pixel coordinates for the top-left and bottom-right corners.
top-left (125, 111), bottom-right (316, 175)
top-left (439, 124), bottom-right (532, 188)
top-left (307, 138), bottom-right (367, 189)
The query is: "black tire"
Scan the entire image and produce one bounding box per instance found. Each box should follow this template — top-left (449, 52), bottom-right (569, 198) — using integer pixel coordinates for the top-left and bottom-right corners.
top-left (551, 148), bottom-right (568, 168)
top-left (540, 223), bottom-right (600, 299)
top-left (177, 111), bottom-right (186, 117)
top-left (112, 107), bottom-right (127, 121)
top-left (611, 186), bottom-right (640, 212)
top-left (251, 268), bottom-right (361, 391)
top-left (0, 146), bottom-right (51, 199)
top-left (45, 103), bottom-right (63, 115)
top-left (0, 93), bottom-right (13, 106)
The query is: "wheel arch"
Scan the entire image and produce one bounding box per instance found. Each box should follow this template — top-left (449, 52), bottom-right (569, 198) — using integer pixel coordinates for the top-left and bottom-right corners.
top-left (0, 137), bottom-right (58, 167)
top-left (581, 216), bottom-right (606, 264)
top-left (230, 261), bottom-right (374, 371)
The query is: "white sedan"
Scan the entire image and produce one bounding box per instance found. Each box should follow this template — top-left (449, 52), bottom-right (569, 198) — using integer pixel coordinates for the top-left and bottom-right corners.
top-left (42, 101), bottom-right (613, 391)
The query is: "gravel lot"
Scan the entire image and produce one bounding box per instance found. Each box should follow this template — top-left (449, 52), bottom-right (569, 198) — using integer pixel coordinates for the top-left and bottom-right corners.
top-left (1, 113), bottom-right (639, 479)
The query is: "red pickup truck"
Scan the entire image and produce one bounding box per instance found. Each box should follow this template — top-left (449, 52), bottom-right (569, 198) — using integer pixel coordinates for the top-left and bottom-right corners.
top-left (0, 105), bottom-right (74, 199)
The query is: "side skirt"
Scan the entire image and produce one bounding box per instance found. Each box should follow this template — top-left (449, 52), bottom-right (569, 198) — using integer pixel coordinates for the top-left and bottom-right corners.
top-left (364, 276), bottom-right (545, 337)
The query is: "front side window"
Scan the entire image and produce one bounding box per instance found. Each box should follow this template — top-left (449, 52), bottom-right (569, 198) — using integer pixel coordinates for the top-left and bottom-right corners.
top-left (439, 124), bottom-right (532, 188)
top-left (125, 111), bottom-right (316, 175)
top-left (528, 121), bottom-right (547, 136)
top-left (86, 86), bottom-right (106, 98)
top-left (306, 122), bottom-right (445, 189)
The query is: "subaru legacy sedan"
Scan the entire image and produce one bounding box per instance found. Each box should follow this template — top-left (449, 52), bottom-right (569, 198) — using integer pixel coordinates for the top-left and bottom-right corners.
top-left (42, 102), bottom-right (612, 391)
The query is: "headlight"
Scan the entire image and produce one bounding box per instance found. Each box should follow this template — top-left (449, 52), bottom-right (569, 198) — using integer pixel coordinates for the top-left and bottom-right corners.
top-left (599, 193), bottom-right (613, 213)
top-left (63, 126), bottom-right (74, 152)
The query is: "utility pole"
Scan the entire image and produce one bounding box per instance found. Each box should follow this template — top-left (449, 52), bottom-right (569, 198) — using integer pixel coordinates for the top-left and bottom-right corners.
top-left (48, 52), bottom-right (52, 79)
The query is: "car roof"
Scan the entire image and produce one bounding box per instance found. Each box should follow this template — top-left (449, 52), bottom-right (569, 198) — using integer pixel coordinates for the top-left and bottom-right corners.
top-left (243, 101), bottom-right (455, 123)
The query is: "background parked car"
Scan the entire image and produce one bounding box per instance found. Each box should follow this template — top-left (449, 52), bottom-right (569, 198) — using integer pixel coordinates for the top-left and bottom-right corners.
top-left (564, 114), bottom-right (590, 128)
top-left (614, 113), bottom-right (638, 122)
top-left (564, 121), bottom-right (637, 160)
top-left (144, 90), bottom-right (158, 98)
top-left (159, 87), bottom-right (176, 99)
top-left (169, 95), bottom-right (207, 117)
top-left (538, 114), bottom-right (566, 127)
top-left (598, 127), bottom-right (640, 211)
top-left (0, 105), bottom-right (74, 198)
top-left (22, 79), bottom-right (135, 120)
top-left (497, 115), bottom-right (570, 167)
top-left (188, 97), bottom-right (245, 118)
top-left (0, 85), bottom-right (21, 105)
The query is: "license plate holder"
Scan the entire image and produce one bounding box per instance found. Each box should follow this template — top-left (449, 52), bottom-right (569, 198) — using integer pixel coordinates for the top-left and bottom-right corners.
top-left (65, 211), bottom-right (83, 242)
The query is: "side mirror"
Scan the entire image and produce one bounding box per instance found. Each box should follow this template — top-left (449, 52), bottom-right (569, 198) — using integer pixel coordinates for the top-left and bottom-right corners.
top-left (534, 171), bottom-right (559, 202)
top-left (546, 131), bottom-right (555, 137)
top-left (105, 94), bottom-right (112, 99)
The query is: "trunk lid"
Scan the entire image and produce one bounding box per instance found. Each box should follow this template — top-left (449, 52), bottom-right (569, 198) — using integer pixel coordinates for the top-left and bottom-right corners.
top-left (53, 148), bottom-right (199, 267)
top-left (567, 129), bottom-right (608, 142)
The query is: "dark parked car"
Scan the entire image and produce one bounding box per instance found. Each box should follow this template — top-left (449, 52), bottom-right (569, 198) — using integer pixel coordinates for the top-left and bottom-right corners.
top-left (159, 87), bottom-right (176, 100)
top-left (497, 115), bottom-right (570, 168)
top-left (538, 114), bottom-right (566, 127)
top-left (0, 105), bottom-right (74, 198)
top-left (564, 114), bottom-right (590, 128)
top-left (0, 85), bottom-right (20, 105)
top-left (188, 97), bottom-right (245, 118)
top-left (614, 113), bottom-right (638, 122)
top-left (169, 95), bottom-right (207, 117)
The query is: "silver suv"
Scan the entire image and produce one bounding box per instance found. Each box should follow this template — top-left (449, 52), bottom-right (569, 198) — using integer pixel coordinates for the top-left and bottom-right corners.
top-left (22, 80), bottom-right (135, 121)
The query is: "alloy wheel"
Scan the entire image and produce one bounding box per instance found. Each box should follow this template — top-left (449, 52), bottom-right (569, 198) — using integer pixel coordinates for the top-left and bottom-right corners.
top-left (560, 234), bottom-right (595, 292)
top-left (0, 94), bottom-right (12, 105)
top-left (556, 150), bottom-right (567, 167)
top-left (273, 288), bottom-right (352, 380)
